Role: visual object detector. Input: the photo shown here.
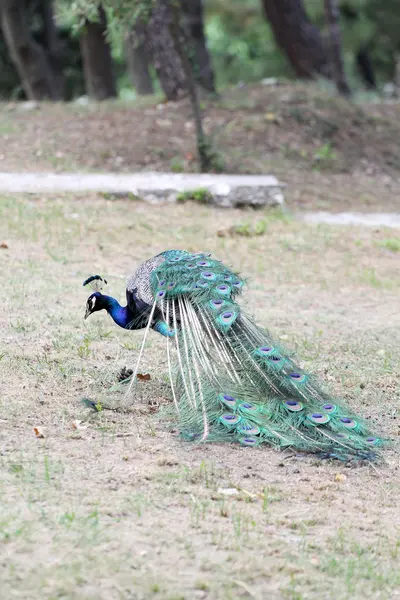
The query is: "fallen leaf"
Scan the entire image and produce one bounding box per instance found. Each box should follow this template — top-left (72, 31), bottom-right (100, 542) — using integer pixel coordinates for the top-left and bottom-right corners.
top-left (264, 112), bottom-right (281, 123)
top-left (137, 373), bottom-right (151, 381)
top-left (72, 419), bottom-right (87, 431)
top-left (0, 242), bottom-right (8, 249)
top-left (33, 426), bottom-right (45, 438)
top-left (335, 473), bottom-right (347, 483)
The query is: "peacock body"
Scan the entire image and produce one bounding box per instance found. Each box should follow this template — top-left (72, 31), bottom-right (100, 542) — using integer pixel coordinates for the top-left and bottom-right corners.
top-left (83, 249), bottom-right (383, 460)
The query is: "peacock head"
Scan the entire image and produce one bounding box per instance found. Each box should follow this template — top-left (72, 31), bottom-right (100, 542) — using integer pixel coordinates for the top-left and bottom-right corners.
top-left (83, 275), bottom-right (108, 319)
top-left (84, 292), bottom-right (105, 319)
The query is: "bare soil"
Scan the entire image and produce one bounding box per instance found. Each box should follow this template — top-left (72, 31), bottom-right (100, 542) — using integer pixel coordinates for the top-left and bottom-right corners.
top-left (1, 193), bottom-right (399, 599)
top-left (1, 82), bottom-right (400, 212)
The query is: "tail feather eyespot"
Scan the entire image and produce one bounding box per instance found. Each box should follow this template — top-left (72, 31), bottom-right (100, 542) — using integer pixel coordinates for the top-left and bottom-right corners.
top-left (219, 393), bottom-right (237, 408)
top-left (220, 414), bottom-right (241, 427)
top-left (239, 437), bottom-right (259, 446)
top-left (307, 413), bottom-right (330, 425)
top-left (284, 400), bottom-right (304, 412)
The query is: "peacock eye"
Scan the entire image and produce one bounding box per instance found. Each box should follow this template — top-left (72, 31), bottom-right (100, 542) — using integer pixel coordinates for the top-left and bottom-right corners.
top-left (90, 297), bottom-right (96, 309)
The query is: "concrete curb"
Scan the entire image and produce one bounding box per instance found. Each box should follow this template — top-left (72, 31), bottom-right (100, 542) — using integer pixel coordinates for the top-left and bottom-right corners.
top-left (0, 172), bottom-right (285, 208)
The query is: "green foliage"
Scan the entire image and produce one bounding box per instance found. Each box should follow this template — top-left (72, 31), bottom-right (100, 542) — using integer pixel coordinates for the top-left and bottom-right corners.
top-left (2, 0), bottom-right (400, 103)
top-left (308, 0), bottom-right (400, 83)
top-left (56, 0), bottom-right (155, 32)
top-left (313, 143), bottom-right (337, 170)
top-left (170, 157), bottom-right (185, 173)
top-left (176, 188), bottom-right (214, 204)
top-left (206, 0), bottom-right (289, 86)
top-left (77, 335), bottom-right (92, 358)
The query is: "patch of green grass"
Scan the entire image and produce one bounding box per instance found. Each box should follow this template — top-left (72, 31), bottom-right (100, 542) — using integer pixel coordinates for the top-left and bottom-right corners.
top-left (232, 219), bottom-right (268, 237)
top-left (378, 238), bottom-right (400, 253)
top-left (170, 156), bottom-right (185, 173)
top-left (313, 142), bottom-right (337, 169)
top-left (0, 122), bottom-right (19, 135)
top-left (358, 267), bottom-right (386, 288)
top-left (177, 188), bottom-right (214, 204)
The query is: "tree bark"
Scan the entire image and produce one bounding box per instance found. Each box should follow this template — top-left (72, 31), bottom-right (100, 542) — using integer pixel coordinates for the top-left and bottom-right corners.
top-left (125, 24), bottom-right (154, 95)
top-left (180, 0), bottom-right (215, 92)
top-left (324, 0), bottom-right (351, 96)
top-left (395, 53), bottom-right (400, 97)
top-left (261, 0), bottom-right (331, 79)
top-left (80, 5), bottom-right (117, 100)
top-left (38, 0), bottom-right (65, 97)
top-left (169, 1), bottom-right (211, 171)
top-left (356, 48), bottom-right (377, 90)
top-left (0, 0), bottom-right (60, 100)
top-left (145, 0), bottom-right (187, 101)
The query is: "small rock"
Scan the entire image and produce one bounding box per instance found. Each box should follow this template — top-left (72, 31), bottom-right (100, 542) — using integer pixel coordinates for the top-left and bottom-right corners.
top-left (261, 77), bottom-right (279, 86)
top-left (20, 101), bottom-right (39, 111)
top-left (217, 487), bottom-right (239, 496)
top-left (75, 95), bottom-right (89, 105)
top-left (156, 119), bottom-right (172, 128)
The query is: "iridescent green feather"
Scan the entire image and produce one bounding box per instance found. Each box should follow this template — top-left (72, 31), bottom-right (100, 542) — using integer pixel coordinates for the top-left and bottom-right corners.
top-left (150, 250), bottom-right (384, 461)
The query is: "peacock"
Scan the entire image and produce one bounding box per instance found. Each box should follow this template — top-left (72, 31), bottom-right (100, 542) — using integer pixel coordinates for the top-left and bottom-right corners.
top-left (83, 249), bottom-right (383, 461)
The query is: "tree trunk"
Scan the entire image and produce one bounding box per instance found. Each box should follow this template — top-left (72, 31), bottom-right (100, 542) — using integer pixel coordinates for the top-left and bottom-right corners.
top-left (145, 0), bottom-right (187, 101)
top-left (356, 48), bottom-right (377, 90)
top-left (125, 24), bottom-right (154, 95)
top-left (0, 0), bottom-right (60, 100)
top-left (261, 0), bottom-right (331, 79)
top-left (180, 0), bottom-right (215, 92)
top-left (38, 0), bottom-right (65, 97)
top-left (395, 53), bottom-right (400, 97)
top-left (169, 2), bottom-right (211, 171)
top-left (80, 5), bottom-right (117, 100)
top-left (324, 0), bottom-right (351, 96)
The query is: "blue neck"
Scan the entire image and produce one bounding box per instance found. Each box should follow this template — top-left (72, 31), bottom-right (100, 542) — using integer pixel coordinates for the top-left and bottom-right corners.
top-left (102, 295), bottom-right (134, 329)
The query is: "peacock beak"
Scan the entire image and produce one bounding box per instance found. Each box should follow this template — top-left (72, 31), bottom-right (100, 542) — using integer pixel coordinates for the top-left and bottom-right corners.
top-left (84, 306), bottom-right (91, 320)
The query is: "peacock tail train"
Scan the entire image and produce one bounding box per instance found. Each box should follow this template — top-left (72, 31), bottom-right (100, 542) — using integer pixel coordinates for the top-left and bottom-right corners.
top-left (86, 249), bottom-right (384, 461)
top-left (145, 250), bottom-right (383, 461)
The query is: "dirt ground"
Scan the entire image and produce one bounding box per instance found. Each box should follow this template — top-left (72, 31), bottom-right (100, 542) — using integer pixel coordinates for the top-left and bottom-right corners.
top-left (1, 82), bottom-right (400, 212)
top-left (1, 192), bottom-right (399, 599)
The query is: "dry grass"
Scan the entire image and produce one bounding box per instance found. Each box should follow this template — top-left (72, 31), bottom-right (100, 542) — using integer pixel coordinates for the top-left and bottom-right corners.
top-left (1, 193), bottom-right (400, 600)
